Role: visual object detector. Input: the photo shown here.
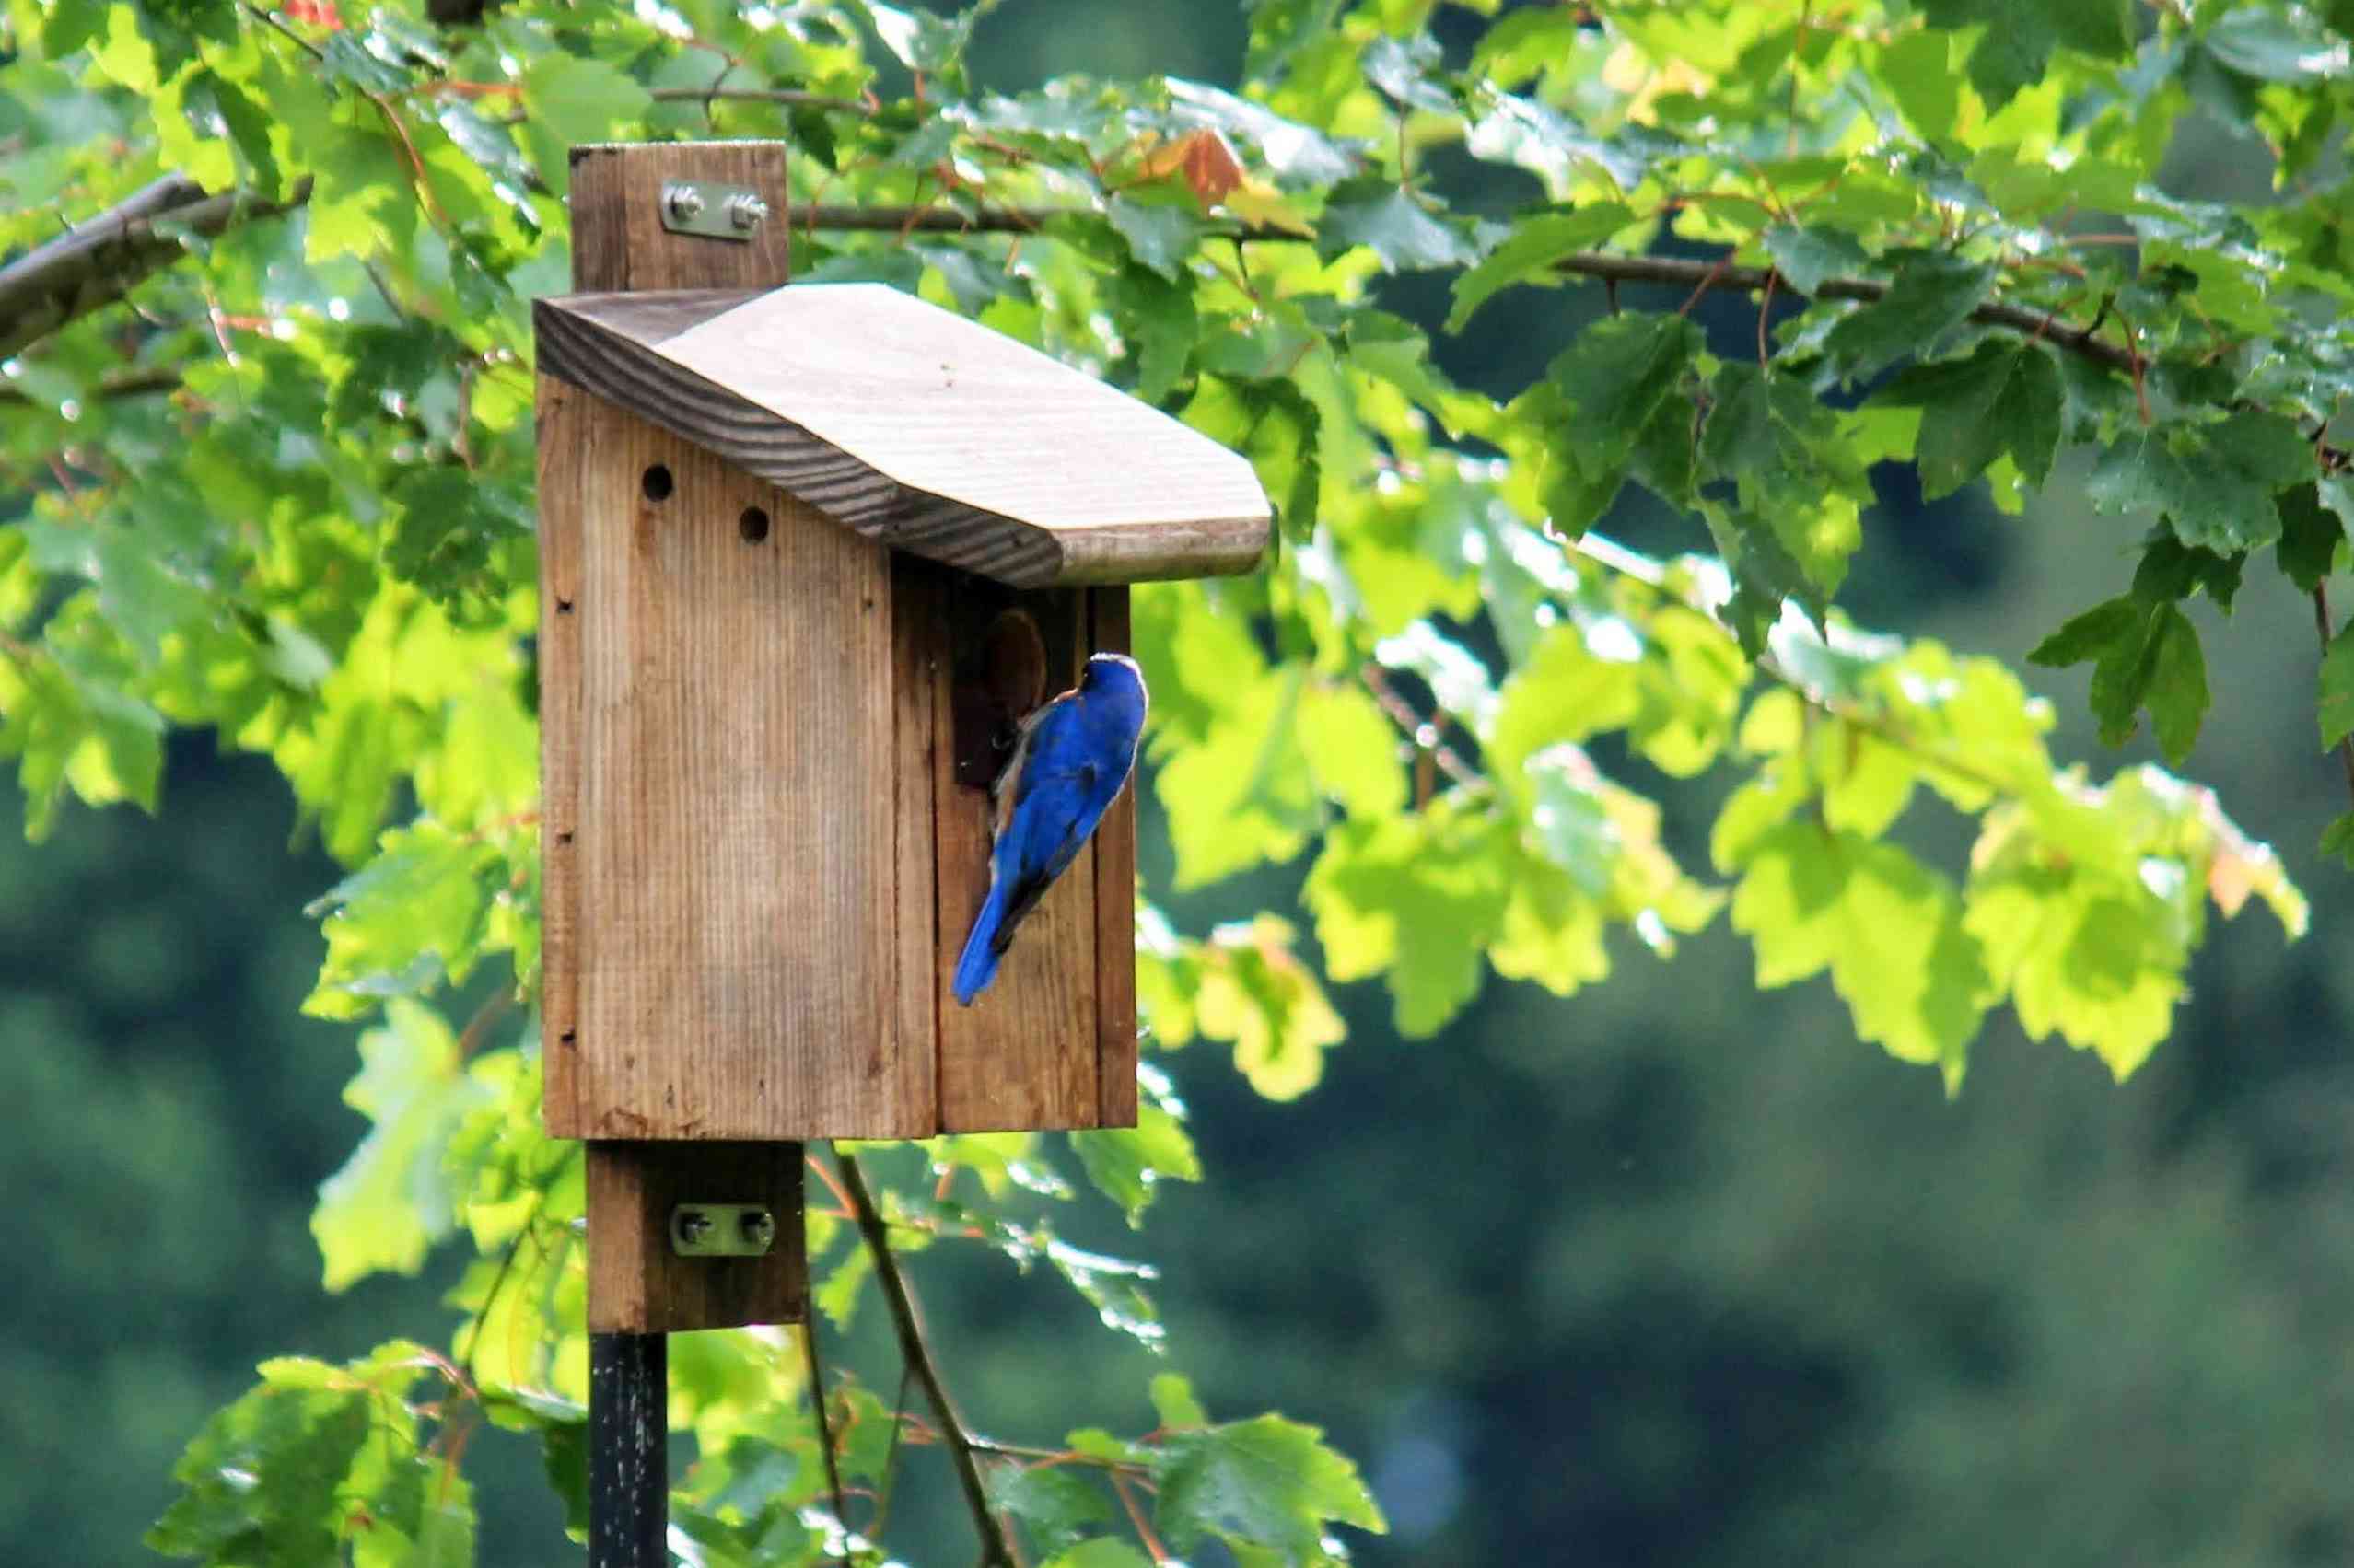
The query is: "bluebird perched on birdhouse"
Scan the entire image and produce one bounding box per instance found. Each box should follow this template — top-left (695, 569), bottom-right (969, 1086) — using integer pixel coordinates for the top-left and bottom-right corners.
top-left (954, 653), bottom-right (1148, 1005)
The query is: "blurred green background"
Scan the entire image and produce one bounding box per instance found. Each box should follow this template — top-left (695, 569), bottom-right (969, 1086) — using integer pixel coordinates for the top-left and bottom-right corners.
top-left (8, 4), bottom-right (2353, 1564)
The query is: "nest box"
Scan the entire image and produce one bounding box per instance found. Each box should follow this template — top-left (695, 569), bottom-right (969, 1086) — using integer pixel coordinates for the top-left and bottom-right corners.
top-left (531, 145), bottom-right (1268, 1331)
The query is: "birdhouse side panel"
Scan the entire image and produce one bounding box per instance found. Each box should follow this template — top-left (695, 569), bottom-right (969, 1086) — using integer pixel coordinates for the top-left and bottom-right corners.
top-left (1090, 587), bottom-right (1138, 1129)
top-left (921, 566), bottom-right (1139, 1132)
top-left (543, 390), bottom-right (928, 1141)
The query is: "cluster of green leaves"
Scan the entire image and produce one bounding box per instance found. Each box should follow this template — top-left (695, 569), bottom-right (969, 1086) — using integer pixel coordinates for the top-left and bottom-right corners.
top-left (5, 0), bottom-right (2352, 1559)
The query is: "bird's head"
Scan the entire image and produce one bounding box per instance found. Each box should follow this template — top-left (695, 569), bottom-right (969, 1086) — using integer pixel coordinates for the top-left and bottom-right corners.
top-left (1080, 652), bottom-right (1148, 714)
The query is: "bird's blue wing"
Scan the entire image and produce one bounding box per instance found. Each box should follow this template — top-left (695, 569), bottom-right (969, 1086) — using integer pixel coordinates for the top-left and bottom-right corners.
top-left (985, 703), bottom-right (1103, 954)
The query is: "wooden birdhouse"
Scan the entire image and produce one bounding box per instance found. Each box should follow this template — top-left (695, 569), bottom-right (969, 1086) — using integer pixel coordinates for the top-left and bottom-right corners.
top-left (533, 143), bottom-right (1269, 1333)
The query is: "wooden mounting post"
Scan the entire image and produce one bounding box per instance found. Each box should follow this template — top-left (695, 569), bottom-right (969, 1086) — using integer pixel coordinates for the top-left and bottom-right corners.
top-left (544, 140), bottom-right (805, 1565)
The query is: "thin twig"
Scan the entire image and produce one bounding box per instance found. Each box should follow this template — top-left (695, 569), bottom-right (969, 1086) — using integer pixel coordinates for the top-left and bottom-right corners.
top-left (648, 86), bottom-right (877, 116)
top-left (800, 1318), bottom-right (851, 1562)
top-left (2314, 585), bottom-right (2354, 808)
top-left (833, 1147), bottom-right (1013, 1568)
top-left (1359, 666), bottom-right (1481, 788)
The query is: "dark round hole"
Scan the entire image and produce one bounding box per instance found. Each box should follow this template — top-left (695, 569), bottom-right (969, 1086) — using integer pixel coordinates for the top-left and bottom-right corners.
top-left (641, 464), bottom-right (673, 502)
top-left (739, 505), bottom-right (771, 543)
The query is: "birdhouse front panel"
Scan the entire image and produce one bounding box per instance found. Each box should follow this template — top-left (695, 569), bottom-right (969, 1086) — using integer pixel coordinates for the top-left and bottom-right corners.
top-left (904, 561), bottom-right (1137, 1134)
top-left (539, 381), bottom-right (930, 1142)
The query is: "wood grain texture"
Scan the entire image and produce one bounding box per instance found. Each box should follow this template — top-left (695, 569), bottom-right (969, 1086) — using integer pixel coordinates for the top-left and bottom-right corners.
top-left (566, 142), bottom-right (791, 294)
top-left (567, 403), bottom-right (922, 1140)
top-left (891, 559), bottom-right (946, 1134)
top-left (934, 583), bottom-right (1100, 1132)
top-left (1090, 587), bottom-right (1139, 1129)
top-left (537, 372), bottom-right (588, 1138)
top-left (586, 1141), bottom-right (806, 1332)
top-left (535, 285), bottom-right (1272, 587)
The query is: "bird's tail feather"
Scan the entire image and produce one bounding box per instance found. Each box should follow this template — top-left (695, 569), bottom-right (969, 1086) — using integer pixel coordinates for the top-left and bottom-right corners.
top-left (952, 882), bottom-right (1008, 1005)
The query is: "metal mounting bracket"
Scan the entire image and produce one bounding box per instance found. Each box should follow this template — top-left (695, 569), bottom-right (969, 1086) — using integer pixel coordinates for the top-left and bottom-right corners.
top-left (658, 180), bottom-right (770, 241)
top-left (670, 1202), bottom-right (777, 1257)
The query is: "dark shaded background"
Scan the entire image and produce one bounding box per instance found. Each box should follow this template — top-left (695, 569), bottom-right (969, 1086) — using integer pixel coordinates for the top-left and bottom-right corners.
top-left (7, 4), bottom-right (2352, 1563)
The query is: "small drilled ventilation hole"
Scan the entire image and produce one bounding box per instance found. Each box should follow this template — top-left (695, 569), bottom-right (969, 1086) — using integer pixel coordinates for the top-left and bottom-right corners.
top-left (740, 506), bottom-right (771, 543)
top-left (641, 464), bottom-right (673, 502)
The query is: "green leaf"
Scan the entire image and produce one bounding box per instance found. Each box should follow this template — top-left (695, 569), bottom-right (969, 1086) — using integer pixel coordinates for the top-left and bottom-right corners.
top-left (2143, 603), bottom-right (2208, 764)
top-left (1191, 916), bottom-right (1347, 1099)
top-left (1150, 1371), bottom-right (1210, 1429)
top-left (149, 1349), bottom-right (435, 1564)
top-left (41, 0), bottom-right (109, 56)
top-left (1107, 194), bottom-right (1206, 281)
top-left (2275, 482), bottom-right (2345, 593)
top-left (1873, 339), bottom-right (2064, 495)
top-left (2320, 624), bottom-right (2354, 750)
top-left (2086, 413), bottom-right (2314, 553)
top-left (1153, 1414), bottom-right (1385, 1561)
top-left (2321, 811), bottom-right (2354, 869)
top-left (310, 999), bottom-right (495, 1291)
top-left (2202, 6), bottom-right (2348, 84)
top-left (1069, 1104), bottom-right (1202, 1225)
top-left (1918, 0), bottom-right (2136, 105)
top-left (1304, 807), bottom-right (1509, 1038)
top-left (1318, 176), bottom-right (1478, 273)
top-left (2038, 595), bottom-right (2209, 758)
top-left (989, 1464), bottom-right (1116, 1557)
top-left (1824, 251), bottom-right (1996, 377)
top-left (862, 0), bottom-right (976, 72)
top-left (1548, 312), bottom-right (1704, 452)
top-left (1109, 264), bottom-right (1198, 405)
top-left (522, 52), bottom-right (653, 145)
top-left (1447, 203), bottom-right (1636, 332)
top-left (1699, 364), bottom-right (1866, 611)
top-left (18, 520), bottom-right (210, 665)
top-left (1762, 223), bottom-right (1868, 295)
top-left (2027, 596), bottom-right (2142, 668)
top-left (1731, 825), bottom-right (1992, 1087)
top-left (1041, 1542), bottom-right (1156, 1568)
top-left (305, 822), bottom-right (498, 1018)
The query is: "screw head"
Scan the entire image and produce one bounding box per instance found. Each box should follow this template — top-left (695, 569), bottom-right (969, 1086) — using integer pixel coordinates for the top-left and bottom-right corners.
top-left (674, 1209), bottom-right (713, 1245)
top-left (739, 1209), bottom-right (775, 1249)
top-left (726, 192), bottom-right (770, 232)
top-left (664, 183), bottom-right (705, 222)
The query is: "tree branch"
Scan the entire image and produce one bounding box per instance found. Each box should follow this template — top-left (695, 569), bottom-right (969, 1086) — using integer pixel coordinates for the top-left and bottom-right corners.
top-left (0, 175), bottom-right (312, 360)
top-left (833, 1147), bottom-right (1013, 1568)
top-left (0, 366), bottom-right (183, 407)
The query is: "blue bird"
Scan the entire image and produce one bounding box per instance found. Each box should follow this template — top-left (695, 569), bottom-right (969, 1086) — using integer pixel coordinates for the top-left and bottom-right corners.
top-left (953, 652), bottom-right (1148, 1005)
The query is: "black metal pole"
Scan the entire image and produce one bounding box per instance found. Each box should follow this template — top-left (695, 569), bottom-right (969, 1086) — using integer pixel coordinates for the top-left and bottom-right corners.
top-left (588, 1331), bottom-right (668, 1567)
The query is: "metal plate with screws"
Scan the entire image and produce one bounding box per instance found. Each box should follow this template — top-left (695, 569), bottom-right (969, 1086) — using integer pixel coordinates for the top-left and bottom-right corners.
top-left (658, 180), bottom-right (770, 241)
top-left (670, 1203), bottom-right (777, 1257)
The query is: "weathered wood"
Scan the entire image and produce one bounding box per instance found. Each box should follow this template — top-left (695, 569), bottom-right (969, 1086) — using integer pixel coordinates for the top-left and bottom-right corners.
top-left (934, 582), bottom-right (1100, 1132)
top-left (535, 285), bottom-right (1272, 587)
top-left (567, 142), bottom-right (792, 293)
top-left (586, 1141), bottom-right (807, 1332)
top-left (538, 375), bottom-right (589, 1137)
top-left (1090, 587), bottom-right (1140, 1129)
top-left (561, 401), bottom-right (917, 1140)
top-left (891, 560), bottom-right (947, 1132)
top-left (588, 1331), bottom-right (668, 1568)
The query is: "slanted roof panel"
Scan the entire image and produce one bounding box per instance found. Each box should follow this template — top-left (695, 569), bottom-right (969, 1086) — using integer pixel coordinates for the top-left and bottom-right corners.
top-left (533, 283), bottom-right (1272, 587)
